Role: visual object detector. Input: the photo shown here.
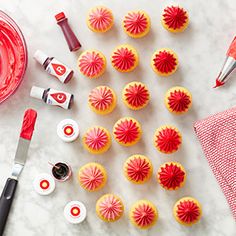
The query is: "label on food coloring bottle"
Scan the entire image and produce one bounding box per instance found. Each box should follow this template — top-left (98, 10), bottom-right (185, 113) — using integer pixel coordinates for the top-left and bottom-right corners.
top-left (46, 58), bottom-right (72, 83)
top-left (46, 89), bottom-right (72, 109)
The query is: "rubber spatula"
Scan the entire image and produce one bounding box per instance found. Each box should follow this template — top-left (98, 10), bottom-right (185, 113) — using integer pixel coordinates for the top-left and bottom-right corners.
top-left (0, 109), bottom-right (37, 235)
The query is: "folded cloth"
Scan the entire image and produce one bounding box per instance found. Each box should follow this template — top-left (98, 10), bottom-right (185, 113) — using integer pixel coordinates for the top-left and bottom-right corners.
top-left (194, 107), bottom-right (236, 220)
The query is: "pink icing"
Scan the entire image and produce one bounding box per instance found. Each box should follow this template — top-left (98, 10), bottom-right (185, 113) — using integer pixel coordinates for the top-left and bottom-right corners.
top-left (112, 46), bottom-right (136, 71)
top-left (78, 51), bottom-right (105, 77)
top-left (89, 86), bottom-right (114, 111)
top-left (114, 118), bottom-right (140, 144)
top-left (84, 127), bottom-right (108, 150)
top-left (98, 195), bottom-right (123, 220)
top-left (79, 164), bottom-right (105, 191)
top-left (132, 202), bottom-right (156, 227)
top-left (126, 156), bottom-right (151, 182)
top-left (88, 7), bottom-right (113, 31)
top-left (123, 11), bottom-right (148, 35)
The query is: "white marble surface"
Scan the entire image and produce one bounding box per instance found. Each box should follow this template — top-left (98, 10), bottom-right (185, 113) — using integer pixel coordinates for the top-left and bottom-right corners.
top-left (0, 0), bottom-right (236, 235)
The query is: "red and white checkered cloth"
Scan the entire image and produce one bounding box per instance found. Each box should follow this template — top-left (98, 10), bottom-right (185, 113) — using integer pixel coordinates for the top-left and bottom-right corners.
top-left (194, 107), bottom-right (236, 220)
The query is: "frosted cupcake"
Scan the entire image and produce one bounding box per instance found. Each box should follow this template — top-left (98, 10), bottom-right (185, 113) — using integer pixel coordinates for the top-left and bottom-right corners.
top-left (113, 117), bottom-right (142, 146)
top-left (96, 194), bottom-right (124, 222)
top-left (122, 82), bottom-right (150, 110)
top-left (78, 50), bottom-right (106, 78)
top-left (88, 86), bottom-right (117, 115)
top-left (165, 86), bottom-right (192, 114)
top-left (83, 126), bottom-right (111, 154)
top-left (157, 162), bottom-right (186, 190)
top-left (154, 126), bottom-right (182, 154)
top-left (129, 200), bottom-right (158, 229)
top-left (173, 197), bottom-right (202, 226)
top-left (151, 48), bottom-right (178, 76)
top-left (78, 162), bottom-right (107, 191)
top-left (162, 6), bottom-right (189, 33)
top-left (87, 6), bottom-right (114, 33)
top-left (123, 11), bottom-right (150, 38)
top-left (124, 155), bottom-right (153, 184)
top-left (111, 44), bottom-right (138, 72)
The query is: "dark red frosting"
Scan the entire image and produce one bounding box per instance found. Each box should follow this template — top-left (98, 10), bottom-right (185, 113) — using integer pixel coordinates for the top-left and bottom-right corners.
top-left (167, 89), bottom-right (191, 112)
top-left (155, 127), bottom-right (181, 153)
top-left (112, 46), bottom-right (136, 71)
top-left (163, 6), bottom-right (188, 30)
top-left (153, 50), bottom-right (177, 73)
top-left (176, 199), bottom-right (201, 224)
top-left (158, 162), bottom-right (185, 189)
top-left (124, 83), bottom-right (149, 108)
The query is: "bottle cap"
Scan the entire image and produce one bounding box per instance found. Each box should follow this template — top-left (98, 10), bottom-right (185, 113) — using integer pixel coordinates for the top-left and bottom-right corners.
top-left (64, 201), bottom-right (87, 224)
top-left (55, 12), bottom-right (66, 22)
top-left (30, 86), bottom-right (45, 100)
top-left (57, 119), bottom-right (79, 142)
top-left (34, 50), bottom-right (48, 65)
top-left (33, 173), bottom-right (55, 195)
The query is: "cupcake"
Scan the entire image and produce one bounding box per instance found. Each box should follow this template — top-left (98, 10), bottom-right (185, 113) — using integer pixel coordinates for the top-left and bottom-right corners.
top-left (111, 44), bottom-right (138, 72)
top-left (129, 200), bottom-right (158, 229)
top-left (157, 162), bottom-right (186, 190)
top-left (173, 197), bottom-right (202, 226)
top-left (78, 50), bottom-right (106, 79)
top-left (87, 6), bottom-right (114, 33)
top-left (83, 126), bottom-right (111, 154)
top-left (124, 155), bottom-right (153, 184)
top-left (162, 6), bottom-right (189, 33)
top-left (78, 162), bottom-right (107, 191)
top-left (96, 194), bottom-right (124, 222)
top-left (165, 86), bottom-right (192, 114)
top-left (122, 82), bottom-right (150, 110)
top-left (88, 86), bottom-right (117, 115)
top-left (154, 126), bottom-right (182, 154)
top-left (151, 48), bottom-right (178, 76)
top-left (123, 11), bottom-right (150, 38)
top-left (113, 117), bottom-right (142, 146)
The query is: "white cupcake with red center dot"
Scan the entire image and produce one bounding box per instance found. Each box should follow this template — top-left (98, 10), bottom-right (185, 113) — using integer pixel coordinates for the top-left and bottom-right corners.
top-left (83, 126), bottom-right (111, 154)
top-left (123, 10), bottom-right (150, 38)
top-left (88, 86), bottom-right (117, 115)
top-left (96, 194), bottom-right (124, 222)
top-left (87, 6), bottom-right (114, 33)
top-left (122, 81), bottom-right (150, 110)
top-left (78, 50), bottom-right (106, 79)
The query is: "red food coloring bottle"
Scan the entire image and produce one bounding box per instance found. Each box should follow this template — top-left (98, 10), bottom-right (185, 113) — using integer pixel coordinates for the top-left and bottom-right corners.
top-left (55, 12), bottom-right (81, 52)
top-left (30, 86), bottom-right (74, 109)
top-left (34, 50), bottom-right (73, 84)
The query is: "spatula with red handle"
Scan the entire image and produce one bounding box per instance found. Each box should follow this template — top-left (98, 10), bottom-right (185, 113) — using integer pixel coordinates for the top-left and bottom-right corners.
top-left (0, 109), bottom-right (37, 235)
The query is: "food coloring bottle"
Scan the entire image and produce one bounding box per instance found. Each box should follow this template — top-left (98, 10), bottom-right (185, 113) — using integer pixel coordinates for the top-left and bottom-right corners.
top-left (55, 12), bottom-right (81, 52)
top-left (30, 86), bottom-right (74, 109)
top-left (34, 50), bottom-right (74, 83)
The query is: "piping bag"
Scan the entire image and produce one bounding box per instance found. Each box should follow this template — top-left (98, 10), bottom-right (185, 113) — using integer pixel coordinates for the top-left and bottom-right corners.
top-left (0, 109), bottom-right (37, 235)
top-left (214, 36), bottom-right (236, 88)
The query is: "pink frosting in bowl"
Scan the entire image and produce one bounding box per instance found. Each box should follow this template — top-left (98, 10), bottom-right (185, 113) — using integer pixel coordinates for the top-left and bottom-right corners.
top-left (0, 11), bottom-right (27, 103)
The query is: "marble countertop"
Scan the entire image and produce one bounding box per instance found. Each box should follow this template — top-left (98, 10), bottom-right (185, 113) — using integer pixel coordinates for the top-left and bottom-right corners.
top-left (0, 0), bottom-right (236, 235)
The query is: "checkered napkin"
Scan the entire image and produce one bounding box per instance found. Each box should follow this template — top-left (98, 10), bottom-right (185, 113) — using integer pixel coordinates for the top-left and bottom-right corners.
top-left (194, 107), bottom-right (236, 220)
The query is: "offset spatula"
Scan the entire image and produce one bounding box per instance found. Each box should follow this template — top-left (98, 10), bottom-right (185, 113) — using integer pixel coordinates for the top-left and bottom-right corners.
top-left (0, 109), bottom-right (37, 235)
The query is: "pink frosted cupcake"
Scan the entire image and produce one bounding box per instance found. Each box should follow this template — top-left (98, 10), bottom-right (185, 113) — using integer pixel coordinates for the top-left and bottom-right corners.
top-left (83, 126), bottom-right (111, 154)
top-left (78, 162), bottom-right (107, 192)
top-left (78, 50), bottom-right (106, 79)
top-left (87, 6), bottom-right (114, 33)
top-left (96, 194), bottom-right (124, 222)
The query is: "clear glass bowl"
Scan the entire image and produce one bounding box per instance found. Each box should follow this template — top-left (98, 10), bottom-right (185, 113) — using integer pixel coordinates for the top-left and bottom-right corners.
top-left (0, 10), bottom-right (28, 103)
